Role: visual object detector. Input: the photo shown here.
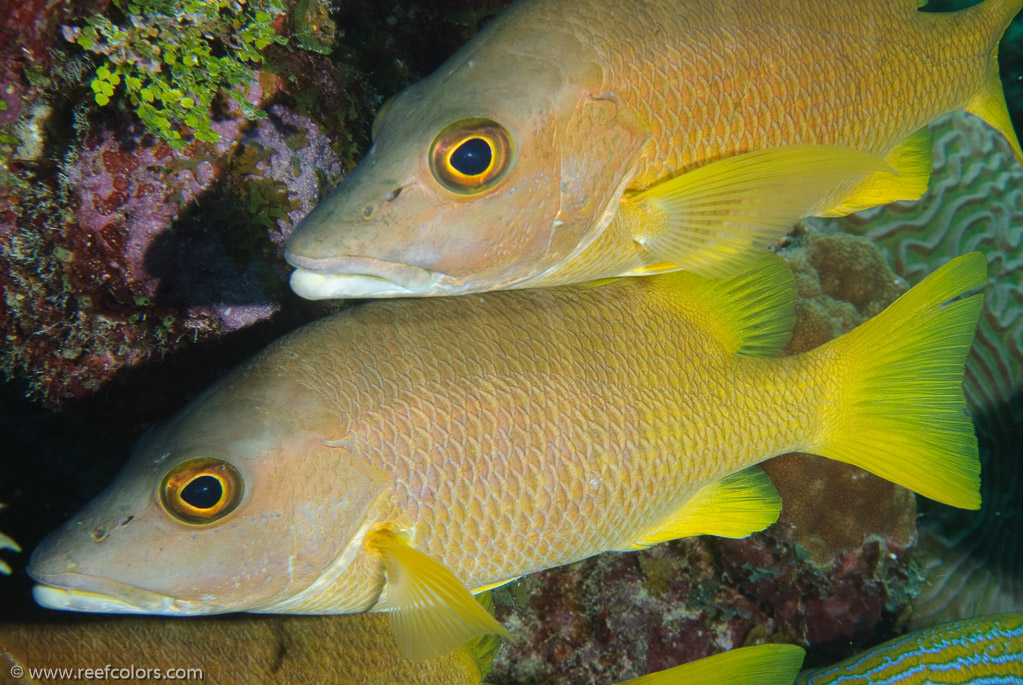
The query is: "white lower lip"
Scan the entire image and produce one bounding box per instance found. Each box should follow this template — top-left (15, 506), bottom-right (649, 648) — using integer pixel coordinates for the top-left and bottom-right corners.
top-left (33, 583), bottom-right (152, 614)
top-left (290, 269), bottom-right (420, 299)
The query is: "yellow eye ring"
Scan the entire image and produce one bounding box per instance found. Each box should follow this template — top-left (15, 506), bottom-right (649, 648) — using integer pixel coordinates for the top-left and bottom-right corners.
top-left (429, 118), bottom-right (513, 194)
top-left (159, 458), bottom-right (243, 525)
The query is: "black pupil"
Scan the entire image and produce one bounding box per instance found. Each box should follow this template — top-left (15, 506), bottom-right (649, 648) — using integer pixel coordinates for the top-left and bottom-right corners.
top-left (181, 475), bottom-right (223, 509)
top-left (450, 137), bottom-right (492, 176)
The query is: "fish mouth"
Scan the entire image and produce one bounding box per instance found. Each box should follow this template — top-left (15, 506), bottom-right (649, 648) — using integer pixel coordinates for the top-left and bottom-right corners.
top-left (31, 574), bottom-right (214, 616)
top-left (284, 253), bottom-right (460, 299)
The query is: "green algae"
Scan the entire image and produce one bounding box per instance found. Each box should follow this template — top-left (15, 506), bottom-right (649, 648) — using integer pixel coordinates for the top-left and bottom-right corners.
top-left (66, 0), bottom-right (289, 148)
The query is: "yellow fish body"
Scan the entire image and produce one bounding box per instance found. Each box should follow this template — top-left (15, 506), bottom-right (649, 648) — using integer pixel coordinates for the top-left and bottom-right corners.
top-left (30, 252), bottom-right (984, 660)
top-left (285, 0), bottom-right (1022, 298)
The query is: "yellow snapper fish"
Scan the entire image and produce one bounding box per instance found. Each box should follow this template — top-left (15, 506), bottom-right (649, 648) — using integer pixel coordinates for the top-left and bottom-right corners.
top-left (29, 252), bottom-right (985, 661)
top-left (284, 0), bottom-right (1023, 299)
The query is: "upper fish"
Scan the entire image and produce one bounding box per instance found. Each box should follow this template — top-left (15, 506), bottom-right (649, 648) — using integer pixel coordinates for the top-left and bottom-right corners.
top-left (284, 0), bottom-right (1022, 299)
top-left (29, 252), bottom-right (985, 660)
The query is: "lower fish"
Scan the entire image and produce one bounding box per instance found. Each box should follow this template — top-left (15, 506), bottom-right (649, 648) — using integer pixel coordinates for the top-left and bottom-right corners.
top-left (28, 252), bottom-right (985, 660)
top-left (0, 612), bottom-right (804, 685)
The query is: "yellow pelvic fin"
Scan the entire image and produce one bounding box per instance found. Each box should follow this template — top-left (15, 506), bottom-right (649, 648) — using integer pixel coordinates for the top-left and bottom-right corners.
top-left (655, 253), bottom-right (796, 357)
top-left (617, 643), bottom-right (806, 685)
top-left (965, 67), bottom-right (1023, 166)
top-left (624, 145), bottom-right (888, 279)
top-left (820, 127), bottom-right (933, 217)
top-left (810, 252), bottom-right (987, 510)
top-left (368, 530), bottom-right (510, 662)
top-left (624, 466), bottom-right (781, 550)
top-left (465, 592), bottom-right (502, 681)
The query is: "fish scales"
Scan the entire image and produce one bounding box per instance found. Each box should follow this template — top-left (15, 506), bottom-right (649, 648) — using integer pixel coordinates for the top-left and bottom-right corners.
top-left (542, 0), bottom-right (941, 179)
top-left (318, 286), bottom-right (793, 590)
top-left (285, 0), bottom-right (1021, 298)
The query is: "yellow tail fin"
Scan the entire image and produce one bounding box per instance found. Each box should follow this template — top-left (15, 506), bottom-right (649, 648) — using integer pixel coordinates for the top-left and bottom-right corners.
top-left (961, 0), bottom-right (1023, 164)
top-left (809, 252), bottom-right (986, 509)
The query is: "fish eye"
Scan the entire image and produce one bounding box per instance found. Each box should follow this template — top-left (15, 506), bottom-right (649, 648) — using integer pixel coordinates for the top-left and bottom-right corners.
top-left (159, 458), bottom-right (243, 525)
top-left (429, 118), bottom-right (513, 194)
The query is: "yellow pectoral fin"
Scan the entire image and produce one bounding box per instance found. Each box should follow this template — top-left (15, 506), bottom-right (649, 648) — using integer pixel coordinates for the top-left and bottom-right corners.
top-left (625, 466), bottom-right (782, 550)
top-left (626, 145), bottom-right (888, 279)
top-left (369, 530), bottom-right (510, 662)
top-left (617, 643), bottom-right (805, 685)
top-left (820, 127), bottom-right (933, 217)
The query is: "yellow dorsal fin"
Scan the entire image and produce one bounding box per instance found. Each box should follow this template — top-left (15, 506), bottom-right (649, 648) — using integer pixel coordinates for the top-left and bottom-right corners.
top-left (821, 127), bottom-right (933, 217)
top-left (623, 145), bottom-right (888, 279)
top-left (617, 644), bottom-right (806, 685)
top-left (368, 530), bottom-right (510, 662)
top-left (623, 466), bottom-right (781, 550)
top-left (965, 69), bottom-right (1023, 166)
top-left (655, 253), bottom-right (796, 357)
top-left (809, 252), bottom-right (987, 510)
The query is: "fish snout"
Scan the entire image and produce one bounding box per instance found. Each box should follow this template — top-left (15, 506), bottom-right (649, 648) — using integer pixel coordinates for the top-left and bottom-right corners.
top-left (27, 536), bottom-right (183, 615)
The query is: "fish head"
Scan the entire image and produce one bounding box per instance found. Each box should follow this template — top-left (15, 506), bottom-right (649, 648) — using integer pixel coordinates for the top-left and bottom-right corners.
top-left (286, 22), bottom-right (648, 298)
top-left (28, 377), bottom-right (386, 616)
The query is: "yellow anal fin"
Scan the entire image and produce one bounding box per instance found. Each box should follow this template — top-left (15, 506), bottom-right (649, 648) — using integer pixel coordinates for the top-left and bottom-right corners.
top-left (965, 68), bottom-right (1023, 166)
top-left (368, 530), bottom-right (510, 662)
top-left (471, 576), bottom-right (520, 593)
top-left (624, 145), bottom-right (888, 280)
top-left (654, 253), bottom-right (796, 357)
top-left (617, 643), bottom-right (806, 685)
top-left (624, 466), bottom-right (781, 550)
top-left (810, 252), bottom-right (987, 510)
top-left (820, 127), bottom-right (933, 217)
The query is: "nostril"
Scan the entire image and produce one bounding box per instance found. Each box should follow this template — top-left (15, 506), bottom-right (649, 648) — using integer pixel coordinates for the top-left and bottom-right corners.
top-left (384, 186), bottom-right (403, 202)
